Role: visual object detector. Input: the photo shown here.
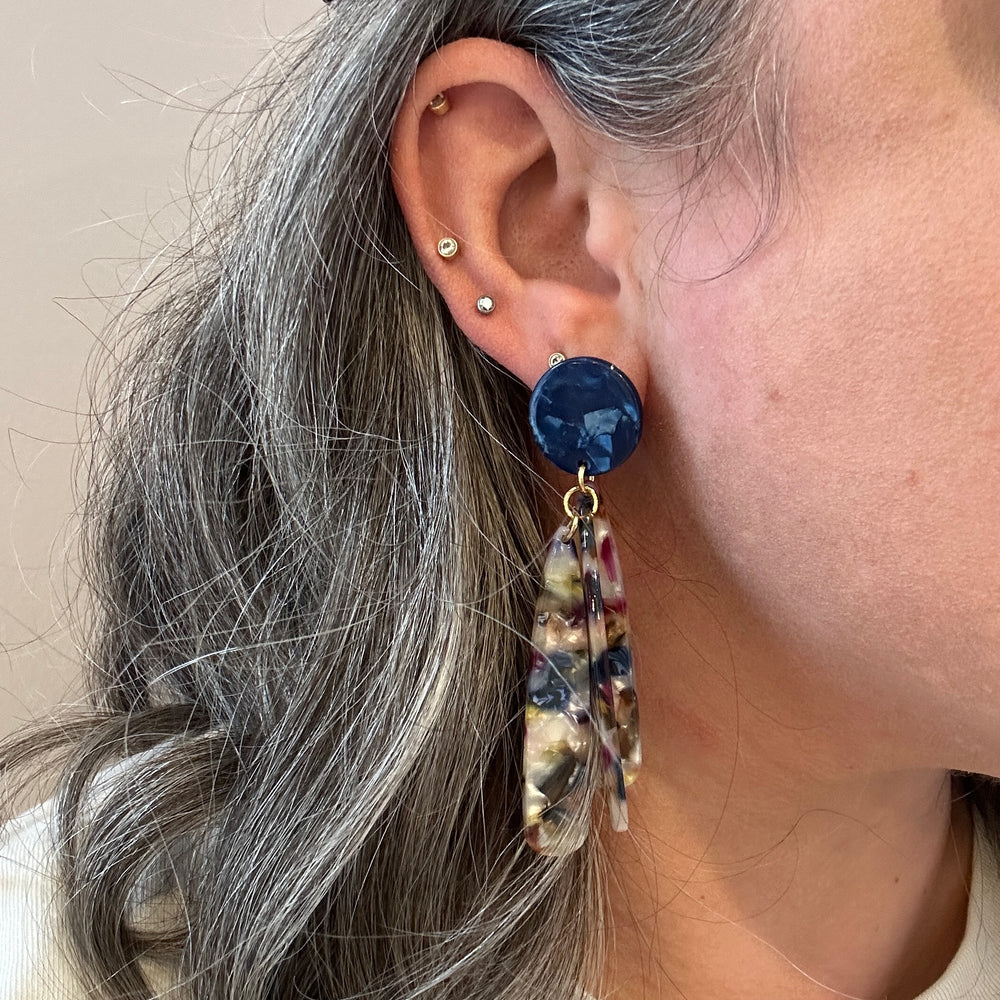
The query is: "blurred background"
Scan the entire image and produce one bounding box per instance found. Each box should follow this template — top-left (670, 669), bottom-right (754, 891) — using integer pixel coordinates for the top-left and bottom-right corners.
top-left (1, 1), bottom-right (316, 739)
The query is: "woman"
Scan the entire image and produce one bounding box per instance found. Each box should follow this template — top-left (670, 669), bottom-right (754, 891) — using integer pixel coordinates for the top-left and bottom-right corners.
top-left (3, 0), bottom-right (999, 997)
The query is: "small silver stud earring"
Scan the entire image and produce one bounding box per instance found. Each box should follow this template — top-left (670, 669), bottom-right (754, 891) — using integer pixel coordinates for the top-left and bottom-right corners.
top-left (477, 296), bottom-right (496, 315)
top-left (548, 353), bottom-right (566, 368)
top-left (437, 237), bottom-right (459, 260)
top-left (428, 93), bottom-right (451, 116)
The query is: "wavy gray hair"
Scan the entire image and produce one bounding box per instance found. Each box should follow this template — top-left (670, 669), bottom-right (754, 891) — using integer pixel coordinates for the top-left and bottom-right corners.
top-left (0, 2), bottom-right (824, 997)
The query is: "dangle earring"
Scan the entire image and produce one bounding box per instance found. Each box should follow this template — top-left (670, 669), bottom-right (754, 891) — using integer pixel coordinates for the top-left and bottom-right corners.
top-left (522, 355), bottom-right (643, 856)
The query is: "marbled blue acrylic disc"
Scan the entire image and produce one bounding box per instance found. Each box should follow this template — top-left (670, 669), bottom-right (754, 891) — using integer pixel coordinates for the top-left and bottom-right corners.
top-left (529, 357), bottom-right (643, 475)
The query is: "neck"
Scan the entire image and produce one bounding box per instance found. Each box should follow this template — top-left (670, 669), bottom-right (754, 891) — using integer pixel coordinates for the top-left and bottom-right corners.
top-left (602, 766), bottom-right (972, 1000)
top-left (591, 513), bottom-right (975, 1000)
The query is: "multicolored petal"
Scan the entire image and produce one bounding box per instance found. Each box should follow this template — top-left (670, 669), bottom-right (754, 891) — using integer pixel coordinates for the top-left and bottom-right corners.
top-left (593, 515), bottom-right (641, 786)
top-left (523, 527), bottom-right (593, 855)
top-left (577, 516), bottom-right (627, 832)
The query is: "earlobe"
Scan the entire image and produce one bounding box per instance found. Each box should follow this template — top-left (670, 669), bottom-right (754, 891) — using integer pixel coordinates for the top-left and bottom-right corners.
top-left (389, 38), bottom-right (647, 399)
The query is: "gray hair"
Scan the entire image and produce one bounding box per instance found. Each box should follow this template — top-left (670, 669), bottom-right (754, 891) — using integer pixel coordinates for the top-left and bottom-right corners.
top-left (1, 2), bottom-right (804, 997)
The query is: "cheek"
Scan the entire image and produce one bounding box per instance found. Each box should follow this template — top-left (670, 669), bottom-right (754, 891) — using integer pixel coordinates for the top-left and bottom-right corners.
top-left (623, 0), bottom-right (1000, 769)
top-left (649, 164), bottom-right (1000, 711)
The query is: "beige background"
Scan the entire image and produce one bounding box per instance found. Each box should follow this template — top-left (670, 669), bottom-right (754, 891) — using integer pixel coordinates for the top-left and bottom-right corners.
top-left (1, 1), bottom-right (316, 740)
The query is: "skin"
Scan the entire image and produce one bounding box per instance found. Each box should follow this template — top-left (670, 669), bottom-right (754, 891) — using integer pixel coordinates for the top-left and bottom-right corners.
top-left (390, 1), bottom-right (1000, 996)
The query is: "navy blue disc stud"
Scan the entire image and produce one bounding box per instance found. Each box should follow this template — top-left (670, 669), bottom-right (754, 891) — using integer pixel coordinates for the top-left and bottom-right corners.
top-left (529, 357), bottom-right (643, 476)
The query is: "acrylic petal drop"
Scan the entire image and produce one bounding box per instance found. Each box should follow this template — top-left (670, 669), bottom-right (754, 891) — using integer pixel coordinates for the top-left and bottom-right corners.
top-left (593, 515), bottom-right (642, 786)
top-left (577, 517), bottom-right (628, 832)
top-left (523, 527), bottom-right (593, 855)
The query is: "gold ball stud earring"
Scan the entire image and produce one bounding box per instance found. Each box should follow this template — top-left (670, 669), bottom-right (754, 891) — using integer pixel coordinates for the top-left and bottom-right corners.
top-left (428, 93), bottom-right (451, 116)
top-left (437, 237), bottom-right (459, 260)
top-left (477, 296), bottom-right (496, 315)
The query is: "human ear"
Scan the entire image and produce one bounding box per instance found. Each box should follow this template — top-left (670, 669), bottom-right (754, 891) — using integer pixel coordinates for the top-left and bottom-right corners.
top-left (389, 38), bottom-right (648, 398)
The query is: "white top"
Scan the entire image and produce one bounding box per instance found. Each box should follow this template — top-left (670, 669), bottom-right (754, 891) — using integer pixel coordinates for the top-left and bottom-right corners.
top-left (2, 793), bottom-right (999, 998)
